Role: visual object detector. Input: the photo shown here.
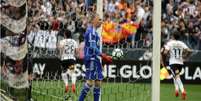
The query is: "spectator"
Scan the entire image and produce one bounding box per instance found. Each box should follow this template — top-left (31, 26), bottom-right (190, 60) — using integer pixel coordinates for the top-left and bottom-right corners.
top-left (26, 0), bottom-right (201, 58)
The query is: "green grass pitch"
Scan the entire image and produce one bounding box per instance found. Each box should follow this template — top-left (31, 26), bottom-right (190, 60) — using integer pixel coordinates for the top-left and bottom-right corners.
top-left (1, 80), bottom-right (200, 101)
top-left (31, 80), bottom-right (151, 101)
top-left (160, 83), bottom-right (201, 101)
top-left (31, 80), bottom-right (201, 101)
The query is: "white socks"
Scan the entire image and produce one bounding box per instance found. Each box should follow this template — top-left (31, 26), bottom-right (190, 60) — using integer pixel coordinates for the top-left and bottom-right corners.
top-left (61, 72), bottom-right (68, 86)
top-left (62, 69), bottom-right (77, 85)
top-left (70, 72), bottom-right (76, 85)
top-left (173, 78), bottom-right (179, 91)
top-left (176, 77), bottom-right (184, 92)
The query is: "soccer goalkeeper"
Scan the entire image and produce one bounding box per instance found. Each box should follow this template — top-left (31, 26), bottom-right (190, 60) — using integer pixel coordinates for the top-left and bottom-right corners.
top-left (78, 13), bottom-right (112, 101)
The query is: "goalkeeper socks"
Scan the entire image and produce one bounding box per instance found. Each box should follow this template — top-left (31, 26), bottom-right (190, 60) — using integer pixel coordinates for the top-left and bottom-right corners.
top-left (93, 87), bottom-right (101, 101)
top-left (79, 83), bottom-right (91, 101)
top-left (176, 77), bottom-right (184, 92)
top-left (61, 72), bottom-right (68, 86)
top-left (173, 78), bottom-right (179, 91)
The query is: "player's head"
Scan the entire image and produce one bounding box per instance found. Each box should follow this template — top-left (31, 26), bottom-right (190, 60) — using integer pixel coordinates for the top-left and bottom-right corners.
top-left (172, 32), bottom-right (180, 40)
top-left (64, 29), bottom-right (72, 39)
top-left (88, 13), bottom-right (102, 28)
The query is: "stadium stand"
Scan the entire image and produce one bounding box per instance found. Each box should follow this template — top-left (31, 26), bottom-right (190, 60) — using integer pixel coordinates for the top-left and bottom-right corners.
top-left (25, 0), bottom-right (201, 58)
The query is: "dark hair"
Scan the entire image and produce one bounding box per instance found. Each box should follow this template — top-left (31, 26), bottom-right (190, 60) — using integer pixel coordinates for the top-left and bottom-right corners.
top-left (38, 21), bottom-right (49, 30)
top-left (172, 32), bottom-right (180, 40)
top-left (64, 29), bottom-right (72, 38)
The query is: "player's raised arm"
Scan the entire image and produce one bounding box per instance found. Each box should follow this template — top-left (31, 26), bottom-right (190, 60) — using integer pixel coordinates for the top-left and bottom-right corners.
top-left (161, 47), bottom-right (167, 67)
top-left (163, 41), bottom-right (171, 56)
top-left (183, 48), bottom-right (193, 59)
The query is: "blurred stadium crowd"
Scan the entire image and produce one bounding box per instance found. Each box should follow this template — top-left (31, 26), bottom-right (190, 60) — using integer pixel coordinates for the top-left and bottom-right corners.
top-left (162, 0), bottom-right (201, 49)
top-left (25, 0), bottom-right (201, 58)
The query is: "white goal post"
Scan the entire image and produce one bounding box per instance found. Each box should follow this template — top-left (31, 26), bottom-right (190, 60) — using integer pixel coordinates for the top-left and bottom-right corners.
top-left (152, 0), bottom-right (161, 101)
top-left (97, 0), bottom-right (161, 101)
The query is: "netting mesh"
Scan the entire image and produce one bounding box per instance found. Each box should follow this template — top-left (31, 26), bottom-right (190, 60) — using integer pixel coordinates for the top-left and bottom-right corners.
top-left (1, 81), bottom-right (30, 101)
top-left (31, 72), bottom-right (151, 101)
top-left (1, 0), bottom-right (152, 101)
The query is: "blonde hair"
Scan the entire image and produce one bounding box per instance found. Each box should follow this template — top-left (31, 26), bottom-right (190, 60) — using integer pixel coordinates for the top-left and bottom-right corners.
top-left (87, 12), bottom-right (99, 24)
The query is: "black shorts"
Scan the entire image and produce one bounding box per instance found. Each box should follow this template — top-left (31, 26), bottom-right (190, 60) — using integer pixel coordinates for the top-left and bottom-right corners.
top-left (169, 64), bottom-right (183, 76)
top-left (61, 59), bottom-right (76, 71)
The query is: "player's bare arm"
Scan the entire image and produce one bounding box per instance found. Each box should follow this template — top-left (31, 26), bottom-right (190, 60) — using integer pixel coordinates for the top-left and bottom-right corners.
top-left (183, 48), bottom-right (193, 59)
top-left (160, 47), bottom-right (167, 67)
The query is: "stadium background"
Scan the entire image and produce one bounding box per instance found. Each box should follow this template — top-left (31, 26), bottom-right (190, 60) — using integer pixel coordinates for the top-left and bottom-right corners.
top-left (1, 0), bottom-right (201, 101)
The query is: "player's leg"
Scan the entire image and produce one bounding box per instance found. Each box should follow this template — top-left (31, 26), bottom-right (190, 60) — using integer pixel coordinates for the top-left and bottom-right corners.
top-left (175, 73), bottom-right (186, 100)
top-left (61, 60), bottom-right (69, 93)
top-left (169, 65), bottom-right (179, 97)
top-left (68, 63), bottom-right (77, 93)
top-left (79, 80), bottom-right (94, 101)
top-left (79, 60), bottom-right (95, 101)
top-left (175, 72), bottom-right (184, 92)
top-left (94, 80), bottom-right (101, 101)
top-left (173, 77), bottom-right (179, 97)
top-left (93, 59), bottom-right (103, 101)
top-left (174, 65), bottom-right (186, 100)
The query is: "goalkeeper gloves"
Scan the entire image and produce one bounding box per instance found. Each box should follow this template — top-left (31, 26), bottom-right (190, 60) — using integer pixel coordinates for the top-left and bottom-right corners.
top-left (101, 53), bottom-right (112, 64)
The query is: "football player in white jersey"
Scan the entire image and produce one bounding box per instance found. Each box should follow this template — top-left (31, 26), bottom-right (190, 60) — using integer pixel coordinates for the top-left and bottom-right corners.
top-left (162, 32), bottom-right (192, 100)
top-left (58, 30), bottom-right (78, 93)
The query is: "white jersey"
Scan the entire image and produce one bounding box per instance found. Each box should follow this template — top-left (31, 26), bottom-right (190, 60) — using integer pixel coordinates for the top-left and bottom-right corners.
top-left (34, 30), bottom-right (48, 48)
top-left (59, 39), bottom-right (78, 60)
top-left (27, 31), bottom-right (36, 44)
top-left (46, 30), bottom-right (58, 49)
top-left (164, 40), bottom-right (189, 65)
